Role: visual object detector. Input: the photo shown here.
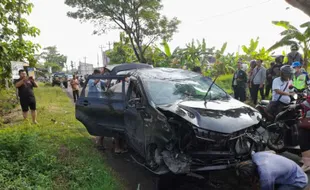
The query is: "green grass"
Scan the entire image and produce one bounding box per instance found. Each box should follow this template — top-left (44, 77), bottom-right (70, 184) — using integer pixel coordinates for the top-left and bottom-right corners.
top-left (0, 86), bottom-right (122, 190)
top-left (216, 74), bottom-right (233, 94)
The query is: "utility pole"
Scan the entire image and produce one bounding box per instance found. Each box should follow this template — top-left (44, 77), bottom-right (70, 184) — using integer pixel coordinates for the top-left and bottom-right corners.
top-left (99, 45), bottom-right (105, 67)
top-left (97, 54), bottom-right (99, 67)
top-left (17, 0), bottom-right (22, 62)
top-left (107, 41), bottom-right (112, 50)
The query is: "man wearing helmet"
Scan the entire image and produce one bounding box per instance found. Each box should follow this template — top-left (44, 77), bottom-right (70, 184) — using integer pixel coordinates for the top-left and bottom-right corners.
top-left (271, 55), bottom-right (284, 81)
top-left (267, 65), bottom-right (295, 116)
top-left (287, 44), bottom-right (303, 66)
top-left (292, 61), bottom-right (308, 91)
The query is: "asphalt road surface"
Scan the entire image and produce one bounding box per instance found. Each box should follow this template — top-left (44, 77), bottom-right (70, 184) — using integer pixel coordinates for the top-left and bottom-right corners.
top-left (64, 85), bottom-right (310, 190)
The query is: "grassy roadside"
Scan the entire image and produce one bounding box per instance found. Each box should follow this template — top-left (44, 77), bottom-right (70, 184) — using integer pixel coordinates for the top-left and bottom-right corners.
top-left (0, 85), bottom-right (122, 190)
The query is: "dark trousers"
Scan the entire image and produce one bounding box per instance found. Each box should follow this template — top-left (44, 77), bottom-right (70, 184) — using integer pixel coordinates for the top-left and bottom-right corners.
top-left (265, 83), bottom-right (272, 98)
top-left (233, 86), bottom-right (246, 102)
top-left (73, 90), bottom-right (79, 102)
top-left (251, 84), bottom-right (265, 105)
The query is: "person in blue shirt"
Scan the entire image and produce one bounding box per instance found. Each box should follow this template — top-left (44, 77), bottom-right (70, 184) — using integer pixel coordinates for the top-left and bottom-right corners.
top-left (236, 151), bottom-right (308, 190)
top-left (87, 69), bottom-right (106, 98)
top-left (88, 69), bottom-right (106, 150)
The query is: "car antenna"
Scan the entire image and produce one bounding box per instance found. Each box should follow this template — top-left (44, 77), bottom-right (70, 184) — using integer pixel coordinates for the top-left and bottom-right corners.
top-left (204, 74), bottom-right (220, 107)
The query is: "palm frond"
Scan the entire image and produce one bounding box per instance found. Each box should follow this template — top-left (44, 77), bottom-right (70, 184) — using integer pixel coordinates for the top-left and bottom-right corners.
top-left (268, 40), bottom-right (296, 51)
top-left (272, 21), bottom-right (298, 31)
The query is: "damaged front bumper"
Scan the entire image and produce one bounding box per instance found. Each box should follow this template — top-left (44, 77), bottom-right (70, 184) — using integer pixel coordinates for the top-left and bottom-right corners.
top-left (158, 132), bottom-right (265, 175)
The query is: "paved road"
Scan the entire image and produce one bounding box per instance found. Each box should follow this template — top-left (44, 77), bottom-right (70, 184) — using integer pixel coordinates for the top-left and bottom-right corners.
top-left (64, 86), bottom-right (310, 190)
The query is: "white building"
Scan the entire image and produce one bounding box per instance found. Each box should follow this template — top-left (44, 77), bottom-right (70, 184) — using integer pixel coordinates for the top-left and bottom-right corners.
top-left (78, 62), bottom-right (93, 76)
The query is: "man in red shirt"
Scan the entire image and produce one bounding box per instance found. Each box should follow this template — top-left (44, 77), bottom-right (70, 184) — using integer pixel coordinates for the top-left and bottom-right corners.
top-left (70, 75), bottom-right (80, 102)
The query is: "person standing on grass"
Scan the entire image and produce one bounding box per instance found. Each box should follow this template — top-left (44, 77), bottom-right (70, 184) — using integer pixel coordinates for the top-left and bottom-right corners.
top-left (232, 62), bottom-right (247, 102)
top-left (14, 69), bottom-right (38, 124)
top-left (250, 59), bottom-right (266, 105)
top-left (70, 75), bottom-right (80, 102)
top-left (265, 62), bottom-right (275, 98)
top-left (248, 60), bottom-right (257, 101)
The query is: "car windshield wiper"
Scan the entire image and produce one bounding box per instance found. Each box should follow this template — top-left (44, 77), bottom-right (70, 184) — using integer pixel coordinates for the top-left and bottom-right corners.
top-left (203, 75), bottom-right (220, 107)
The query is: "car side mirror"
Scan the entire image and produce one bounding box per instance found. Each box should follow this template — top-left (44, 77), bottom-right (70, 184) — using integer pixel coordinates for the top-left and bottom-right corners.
top-left (127, 98), bottom-right (145, 110)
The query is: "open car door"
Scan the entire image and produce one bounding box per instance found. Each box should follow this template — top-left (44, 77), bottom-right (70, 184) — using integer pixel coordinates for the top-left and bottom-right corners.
top-left (76, 75), bottom-right (126, 137)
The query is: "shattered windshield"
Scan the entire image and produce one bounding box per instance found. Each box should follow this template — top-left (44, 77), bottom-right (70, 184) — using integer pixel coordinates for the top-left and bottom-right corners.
top-left (144, 76), bottom-right (229, 105)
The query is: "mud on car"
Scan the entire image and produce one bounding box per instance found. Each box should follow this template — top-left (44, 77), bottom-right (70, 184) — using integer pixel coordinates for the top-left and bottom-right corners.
top-left (76, 64), bottom-right (265, 175)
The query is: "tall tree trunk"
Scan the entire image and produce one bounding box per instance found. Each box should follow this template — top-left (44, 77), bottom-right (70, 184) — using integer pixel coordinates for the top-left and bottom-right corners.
top-left (127, 33), bottom-right (141, 62)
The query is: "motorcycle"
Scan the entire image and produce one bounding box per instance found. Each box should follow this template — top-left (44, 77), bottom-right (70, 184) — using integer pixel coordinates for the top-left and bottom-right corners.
top-left (79, 77), bottom-right (85, 88)
top-left (255, 85), bottom-right (303, 154)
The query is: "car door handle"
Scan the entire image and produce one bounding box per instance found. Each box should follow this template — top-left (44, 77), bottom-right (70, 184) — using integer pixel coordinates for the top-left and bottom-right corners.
top-left (83, 100), bottom-right (89, 106)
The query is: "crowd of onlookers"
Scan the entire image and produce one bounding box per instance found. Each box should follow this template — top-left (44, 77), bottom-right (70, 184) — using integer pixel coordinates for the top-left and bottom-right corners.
top-left (232, 43), bottom-right (306, 104)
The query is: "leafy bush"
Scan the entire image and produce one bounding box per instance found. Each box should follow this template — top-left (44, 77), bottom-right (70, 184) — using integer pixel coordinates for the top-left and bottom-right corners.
top-left (0, 88), bottom-right (18, 116)
top-left (216, 74), bottom-right (233, 94)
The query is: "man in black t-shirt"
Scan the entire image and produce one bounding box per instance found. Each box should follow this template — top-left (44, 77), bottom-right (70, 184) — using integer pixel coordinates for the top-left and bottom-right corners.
top-left (15, 69), bottom-right (38, 123)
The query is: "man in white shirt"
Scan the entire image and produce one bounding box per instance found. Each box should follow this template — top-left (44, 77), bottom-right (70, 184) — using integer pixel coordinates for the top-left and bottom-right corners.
top-left (268, 65), bottom-right (294, 116)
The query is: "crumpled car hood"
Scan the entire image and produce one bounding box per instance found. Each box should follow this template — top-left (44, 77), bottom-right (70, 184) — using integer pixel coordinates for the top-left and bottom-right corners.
top-left (157, 98), bottom-right (262, 134)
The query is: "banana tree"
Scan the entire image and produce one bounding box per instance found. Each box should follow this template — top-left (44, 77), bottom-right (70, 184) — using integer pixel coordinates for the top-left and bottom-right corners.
top-left (153, 40), bottom-right (183, 67)
top-left (240, 37), bottom-right (273, 68)
top-left (268, 21), bottom-right (310, 69)
top-left (179, 39), bottom-right (214, 69)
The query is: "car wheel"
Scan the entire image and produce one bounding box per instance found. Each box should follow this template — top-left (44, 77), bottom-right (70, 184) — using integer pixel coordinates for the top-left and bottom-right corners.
top-left (145, 144), bottom-right (162, 171)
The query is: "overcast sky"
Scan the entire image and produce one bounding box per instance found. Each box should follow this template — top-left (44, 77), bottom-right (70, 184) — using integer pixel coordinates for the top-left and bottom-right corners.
top-left (27, 0), bottom-right (309, 68)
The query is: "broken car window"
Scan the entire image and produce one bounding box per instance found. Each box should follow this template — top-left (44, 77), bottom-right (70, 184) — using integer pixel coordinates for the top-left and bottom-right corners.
top-left (144, 76), bottom-right (229, 105)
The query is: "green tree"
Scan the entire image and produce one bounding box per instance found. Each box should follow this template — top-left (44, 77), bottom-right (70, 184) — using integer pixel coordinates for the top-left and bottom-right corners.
top-left (178, 39), bottom-right (214, 70)
top-left (241, 37), bottom-right (273, 67)
top-left (0, 0), bottom-right (40, 85)
top-left (268, 21), bottom-right (310, 69)
top-left (106, 33), bottom-right (137, 64)
top-left (44, 62), bottom-right (62, 73)
top-left (40, 46), bottom-right (67, 69)
top-left (65, 0), bottom-right (180, 63)
top-left (151, 40), bottom-right (182, 67)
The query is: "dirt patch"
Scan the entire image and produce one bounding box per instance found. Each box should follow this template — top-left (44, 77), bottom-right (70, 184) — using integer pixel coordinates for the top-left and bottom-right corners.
top-left (53, 175), bottom-right (69, 190)
top-left (1, 108), bottom-right (23, 124)
top-left (57, 145), bottom-right (70, 161)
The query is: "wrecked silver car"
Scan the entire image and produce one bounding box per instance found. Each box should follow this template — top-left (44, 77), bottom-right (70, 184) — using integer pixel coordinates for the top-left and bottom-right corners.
top-left (76, 65), bottom-right (265, 175)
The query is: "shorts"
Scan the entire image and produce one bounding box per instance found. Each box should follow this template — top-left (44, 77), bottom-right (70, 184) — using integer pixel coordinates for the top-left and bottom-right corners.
top-left (20, 99), bottom-right (36, 112)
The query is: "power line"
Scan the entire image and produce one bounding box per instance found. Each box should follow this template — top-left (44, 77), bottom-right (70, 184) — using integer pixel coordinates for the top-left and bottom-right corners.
top-left (198, 0), bottom-right (272, 22)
